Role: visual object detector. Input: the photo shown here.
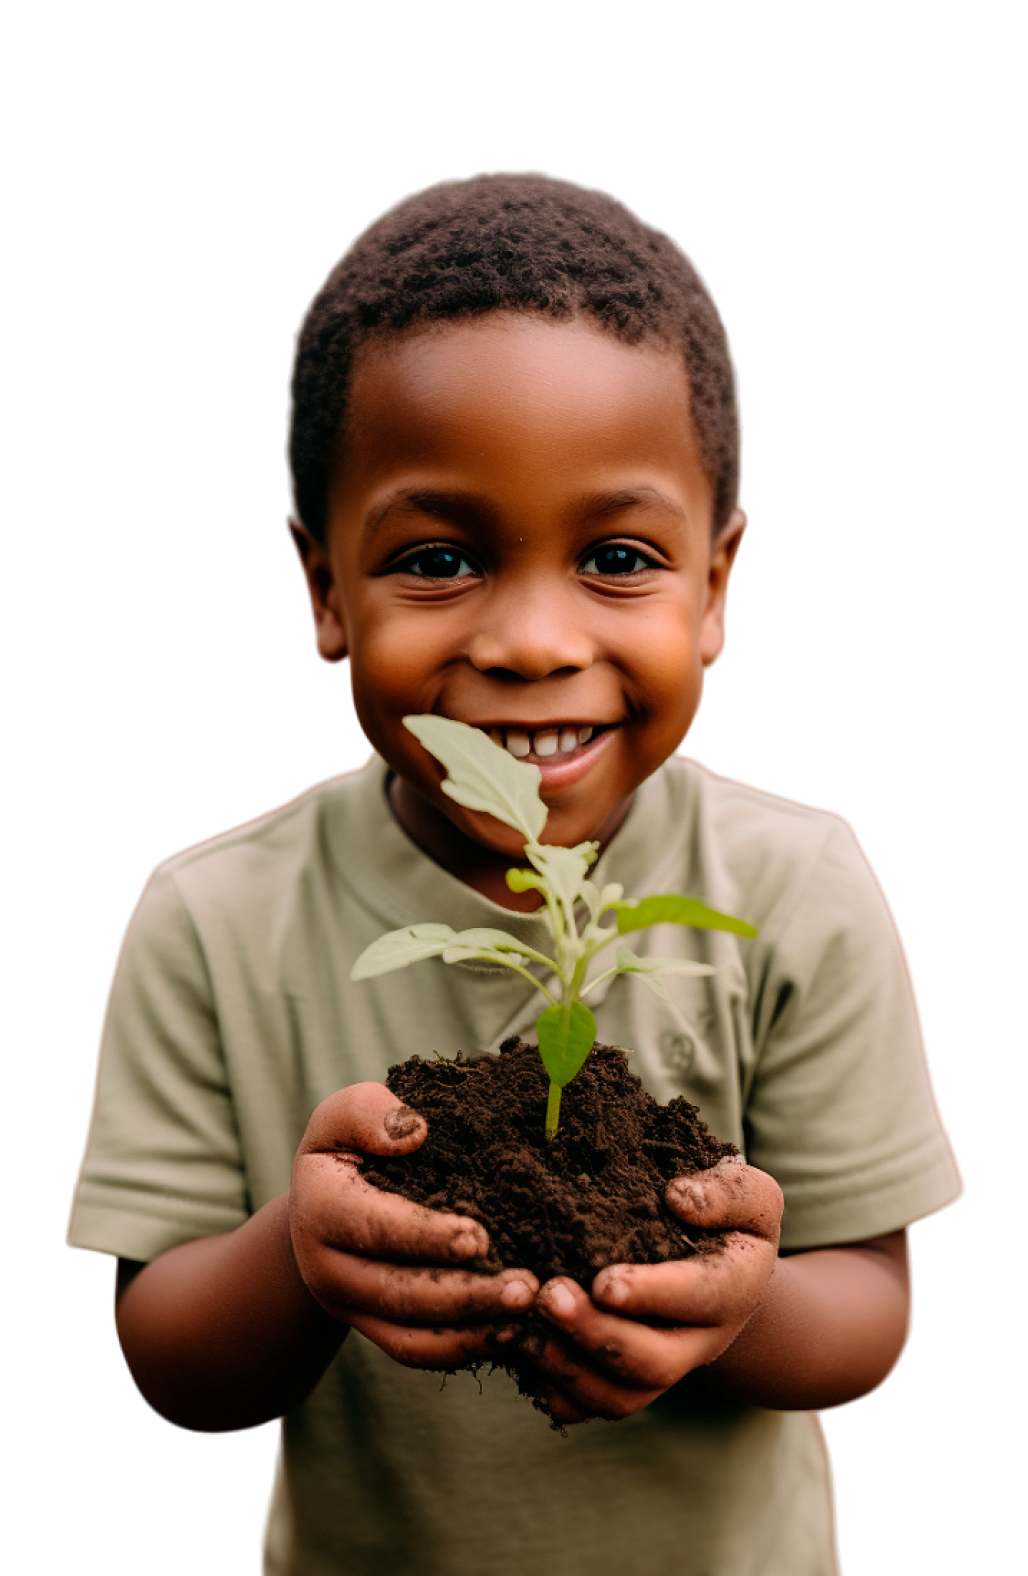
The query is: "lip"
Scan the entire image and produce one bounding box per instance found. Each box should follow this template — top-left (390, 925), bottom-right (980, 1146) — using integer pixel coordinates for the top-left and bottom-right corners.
top-left (460, 719), bottom-right (610, 733)
top-left (527, 725), bottom-right (617, 789)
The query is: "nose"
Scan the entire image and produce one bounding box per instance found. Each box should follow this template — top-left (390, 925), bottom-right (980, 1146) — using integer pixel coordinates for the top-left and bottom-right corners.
top-left (466, 579), bottom-right (594, 680)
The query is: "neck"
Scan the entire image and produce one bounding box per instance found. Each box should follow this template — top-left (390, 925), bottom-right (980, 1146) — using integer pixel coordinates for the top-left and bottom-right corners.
top-left (387, 776), bottom-right (633, 911)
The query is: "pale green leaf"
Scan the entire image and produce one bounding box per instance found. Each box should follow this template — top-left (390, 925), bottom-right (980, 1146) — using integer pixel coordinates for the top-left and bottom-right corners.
top-left (628, 970), bottom-right (674, 1004)
top-left (579, 878), bottom-right (602, 917)
top-left (350, 923), bottom-right (457, 980)
top-left (404, 715), bottom-right (547, 842)
top-left (614, 946), bottom-right (716, 978)
top-left (525, 842), bottom-right (598, 912)
top-left (616, 894), bottom-right (757, 938)
top-left (442, 945), bottom-right (528, 967)
top-left (450, 926), bottom-right (533, 952)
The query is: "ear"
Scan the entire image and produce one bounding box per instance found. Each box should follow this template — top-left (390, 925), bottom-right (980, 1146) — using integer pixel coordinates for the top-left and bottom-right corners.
top-left (700, 508), bottom-right (746, 667)
top-left (289, 520), bottom-right (349, 663)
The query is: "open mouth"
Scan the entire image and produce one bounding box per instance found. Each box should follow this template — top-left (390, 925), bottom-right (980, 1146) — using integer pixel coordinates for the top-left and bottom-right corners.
top-left (480, 724), bottom-right (609, 765)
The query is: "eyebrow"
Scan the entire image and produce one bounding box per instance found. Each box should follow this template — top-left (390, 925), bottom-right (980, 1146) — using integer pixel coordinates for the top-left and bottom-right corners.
top-left (364, 483), bottom-right (687, 537)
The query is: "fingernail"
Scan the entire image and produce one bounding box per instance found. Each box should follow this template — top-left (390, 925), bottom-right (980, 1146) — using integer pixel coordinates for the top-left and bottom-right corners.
top-left (670, 1177), bottom-right (707, 1211)
top-left (451, 1228), bottom-right (487, 1258)
top-left (384, 1104), bottom-right (423, 1140)
top-left (596, 1270), bottom-right (628, 1307)
top-left (501, 1278), bottom-right (534, 1310)
top-left (541, 1282), bottom-right (575, 1318)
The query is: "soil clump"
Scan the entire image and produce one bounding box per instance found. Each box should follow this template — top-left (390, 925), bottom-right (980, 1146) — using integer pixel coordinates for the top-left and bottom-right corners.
top-left (364, 1035), bottom-right (736, 1309)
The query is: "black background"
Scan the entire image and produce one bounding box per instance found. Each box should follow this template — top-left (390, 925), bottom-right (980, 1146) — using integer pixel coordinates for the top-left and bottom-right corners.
top-left (56, 156), bottom-right (971, 1563)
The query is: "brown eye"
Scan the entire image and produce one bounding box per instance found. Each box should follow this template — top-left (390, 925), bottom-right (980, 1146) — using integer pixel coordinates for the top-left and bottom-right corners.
top-left (404, 548), bottom-right (478, 579)
top-left (581, 545), bottom-right (652, 576)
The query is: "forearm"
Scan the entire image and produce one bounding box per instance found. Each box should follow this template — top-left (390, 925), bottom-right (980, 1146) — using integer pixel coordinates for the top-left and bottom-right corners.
top-left (702, 1231), bottom-right (909, 1410)
top-left (115, 1193), bottom-right (345, 1432)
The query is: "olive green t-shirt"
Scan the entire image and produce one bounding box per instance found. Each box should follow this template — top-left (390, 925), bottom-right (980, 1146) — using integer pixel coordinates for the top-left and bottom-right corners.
top-left (69, 756), bottom-right (960, 1576)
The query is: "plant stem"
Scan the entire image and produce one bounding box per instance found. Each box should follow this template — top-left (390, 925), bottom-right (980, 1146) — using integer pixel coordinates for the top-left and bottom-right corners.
top-left (544, 1081), bottom-right (562, 1140)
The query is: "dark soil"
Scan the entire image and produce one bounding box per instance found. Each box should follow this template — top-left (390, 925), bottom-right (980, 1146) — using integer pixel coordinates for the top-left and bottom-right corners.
top-left (362, 1037), bottom-right (737, 1401)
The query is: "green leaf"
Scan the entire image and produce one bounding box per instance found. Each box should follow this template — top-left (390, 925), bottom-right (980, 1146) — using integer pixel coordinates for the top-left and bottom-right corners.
top-left (535, 1001), bottom-right (597, 1088)
top-left (404, 715), bottom-right (547, 842)
top-left (350, 923), bottom-right (457, 980)
top-left (506, 867), bottom-right (547, 895)
top-left (614, 946), bottom-right (716, 978)
top-left (616, 894), bottom-right (757, 938)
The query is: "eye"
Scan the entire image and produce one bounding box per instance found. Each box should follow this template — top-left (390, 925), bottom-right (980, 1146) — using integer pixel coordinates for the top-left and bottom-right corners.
top-left (400, 546), bottom-right (479, 580)
top-left (580, 543), bottom-right (654, 577)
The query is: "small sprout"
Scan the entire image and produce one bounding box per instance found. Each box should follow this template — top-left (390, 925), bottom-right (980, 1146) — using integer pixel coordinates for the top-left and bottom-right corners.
top-left (351, 717), bottom-right (757, 1138)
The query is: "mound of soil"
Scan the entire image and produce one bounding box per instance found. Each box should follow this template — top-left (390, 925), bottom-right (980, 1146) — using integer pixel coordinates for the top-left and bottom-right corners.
top-left (362, 1037), bottom-right (736, 1401)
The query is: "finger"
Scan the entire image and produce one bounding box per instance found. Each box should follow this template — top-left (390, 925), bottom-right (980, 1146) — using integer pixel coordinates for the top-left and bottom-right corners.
top-left (532, 1384), bottom-right (594, 1428)
top-left (592, 1235), bottom-right (777, 1325)
top-left (519, 1325), bottom-right (669, 1421)
top-left (665, 1158), bottom-right (784, 1243)
top-left (535, 1277), bottom-right (719, 1389)
top-left (323, 1255), bottom-right (537, 1324)
top-left (299, 1082), bottom-right (429, 1159)
top-left (342, 1309), bottom-right (530, 1370)
top-left (292, 1153), bottom-right (491, 1264)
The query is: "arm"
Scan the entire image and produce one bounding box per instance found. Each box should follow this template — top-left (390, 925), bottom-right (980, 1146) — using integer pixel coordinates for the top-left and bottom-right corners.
top-left (702, 1230), bottom-right (908, 1409)
top-left (116, 1194), bottom-right (343, 1432)
top-left (115, 1083), bottom-right (537, 1432)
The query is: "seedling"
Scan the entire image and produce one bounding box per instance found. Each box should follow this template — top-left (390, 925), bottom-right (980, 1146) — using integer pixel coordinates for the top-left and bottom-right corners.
top-left (351, 717), bottom-right (756, 1138)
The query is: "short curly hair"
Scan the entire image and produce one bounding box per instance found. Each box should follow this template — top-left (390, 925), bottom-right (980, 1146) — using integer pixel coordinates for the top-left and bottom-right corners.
top-left (289, 173), bottom-right (738, 542)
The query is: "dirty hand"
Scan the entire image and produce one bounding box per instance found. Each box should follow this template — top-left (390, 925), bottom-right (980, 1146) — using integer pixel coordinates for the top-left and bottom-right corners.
top-left (289, 1082), bottom-right (538, 1370)
top-left (529, 1157), bottom-right (783, 1426)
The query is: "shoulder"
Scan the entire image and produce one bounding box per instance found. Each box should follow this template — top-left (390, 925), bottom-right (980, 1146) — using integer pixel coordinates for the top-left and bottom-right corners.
top-left (112, 750), bottom-right (391, 970)
top-left (141, 761), bottom-right (384, 932)
top-left (663, 756), bottom-right (873, 946)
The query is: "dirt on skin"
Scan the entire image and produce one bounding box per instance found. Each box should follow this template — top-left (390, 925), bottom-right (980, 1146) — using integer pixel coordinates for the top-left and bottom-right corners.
top-left (362, 1037), bottom-right (737, 1401)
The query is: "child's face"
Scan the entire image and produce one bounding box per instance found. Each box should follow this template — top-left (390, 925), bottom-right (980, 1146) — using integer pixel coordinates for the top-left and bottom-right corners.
top-left (296, 314), bottom-right (743, 857)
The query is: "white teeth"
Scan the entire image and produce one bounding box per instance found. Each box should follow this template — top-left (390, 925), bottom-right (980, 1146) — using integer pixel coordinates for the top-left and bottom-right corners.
top-left (488, 724), bottom-right (598, 758)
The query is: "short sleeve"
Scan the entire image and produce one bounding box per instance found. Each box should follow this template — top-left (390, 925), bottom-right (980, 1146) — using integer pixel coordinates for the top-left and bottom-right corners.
top-left (744, 821), bottom-right (961, 1249)
top-left (68, 866), bottom-right (250, 1261)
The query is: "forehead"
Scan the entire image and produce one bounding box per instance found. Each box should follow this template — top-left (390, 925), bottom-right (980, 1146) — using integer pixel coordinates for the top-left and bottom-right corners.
top-left (336, 314), bottom-right (708, 513)
top-left (345, 315), bottom-right (700, 469)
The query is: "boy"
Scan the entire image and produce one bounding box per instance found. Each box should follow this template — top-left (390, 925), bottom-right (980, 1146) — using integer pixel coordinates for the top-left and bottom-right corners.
top-left (70, 174), bottom-right (960, 1574)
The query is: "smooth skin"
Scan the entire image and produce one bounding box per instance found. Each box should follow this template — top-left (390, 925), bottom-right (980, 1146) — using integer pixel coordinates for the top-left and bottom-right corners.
top-left (117, 315), bottom-right (910, 1430)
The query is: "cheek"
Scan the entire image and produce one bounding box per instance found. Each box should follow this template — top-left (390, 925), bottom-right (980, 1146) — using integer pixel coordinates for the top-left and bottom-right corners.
top-left (347, 605), bottom-right (444, 709)
top-left (344, 610), bottom-right (471, 787)
top-left (634, 620), bottom-right (704, 715)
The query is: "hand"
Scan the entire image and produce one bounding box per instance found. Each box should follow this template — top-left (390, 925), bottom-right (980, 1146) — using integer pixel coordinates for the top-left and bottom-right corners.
top-left (289, 1082), bottom-right (539, 1371)
top-left (528, 1157), bottom-right (784, 1426)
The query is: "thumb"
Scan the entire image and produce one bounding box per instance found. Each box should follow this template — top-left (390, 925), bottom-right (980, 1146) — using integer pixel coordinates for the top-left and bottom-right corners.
top-left (666, 1156), bottom-right (783, 1245)
top-left (298, 1081), bottom-right (428, 1159)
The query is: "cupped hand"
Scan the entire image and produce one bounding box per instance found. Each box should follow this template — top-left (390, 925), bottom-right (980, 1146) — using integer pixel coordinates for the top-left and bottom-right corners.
top-left (528, 1157), bottom-right (784, 1426)
top-left (290, 1082), bottom-right (538, 1369)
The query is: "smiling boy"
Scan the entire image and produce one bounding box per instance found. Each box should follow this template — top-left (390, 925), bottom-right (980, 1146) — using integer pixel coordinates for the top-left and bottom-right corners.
top-left (70, 175), bottom-right (960, 1574)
